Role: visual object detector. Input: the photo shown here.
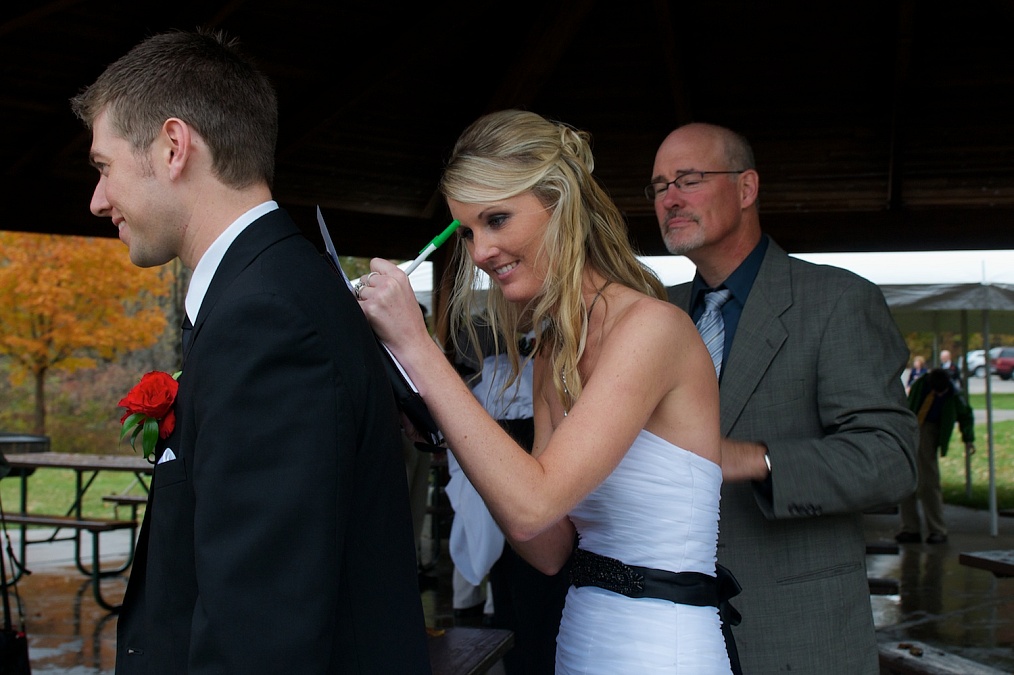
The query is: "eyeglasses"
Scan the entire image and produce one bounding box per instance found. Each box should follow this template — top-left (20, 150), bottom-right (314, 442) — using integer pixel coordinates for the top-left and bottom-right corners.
top-left (643, 170), bottom-right (747, 201)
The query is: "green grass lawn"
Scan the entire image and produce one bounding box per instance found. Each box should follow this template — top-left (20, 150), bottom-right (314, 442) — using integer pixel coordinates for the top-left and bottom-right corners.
top-left (968, 391), bottom-right (1014, 411)
top-left (940, 414), bottom-right (1014, 509)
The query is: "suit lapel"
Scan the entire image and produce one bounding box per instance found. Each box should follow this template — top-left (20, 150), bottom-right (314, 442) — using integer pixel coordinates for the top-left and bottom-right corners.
top-left (719, 243), bottom-right (791, 435)
top-left (666, 244), bottom-right (794, 436)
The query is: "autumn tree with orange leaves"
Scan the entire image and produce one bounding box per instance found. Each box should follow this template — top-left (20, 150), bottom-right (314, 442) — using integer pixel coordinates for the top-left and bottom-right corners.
top-left (0, 231), bottom-right (171, 434)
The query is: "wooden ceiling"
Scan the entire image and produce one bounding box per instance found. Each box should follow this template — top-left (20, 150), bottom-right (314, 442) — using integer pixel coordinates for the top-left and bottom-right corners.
top-left (3, 0), bottom-right (1013, 260)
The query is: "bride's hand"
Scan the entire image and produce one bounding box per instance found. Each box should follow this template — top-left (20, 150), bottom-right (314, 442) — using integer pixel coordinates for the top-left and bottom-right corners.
top-left (354, 258), bottom-right (430, 354)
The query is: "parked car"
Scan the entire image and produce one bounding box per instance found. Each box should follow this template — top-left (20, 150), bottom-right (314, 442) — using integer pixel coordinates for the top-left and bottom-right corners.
top-left (966, 350), bottom-right (984, 375)
top-left (966, 347), bottom-right (1003, 378)
top-left (993, 347), bottom-right (1014, 380)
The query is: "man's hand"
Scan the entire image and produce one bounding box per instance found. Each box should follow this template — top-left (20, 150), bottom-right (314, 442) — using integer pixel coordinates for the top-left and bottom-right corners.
top-left (721, 438), bottom-right (770, 482)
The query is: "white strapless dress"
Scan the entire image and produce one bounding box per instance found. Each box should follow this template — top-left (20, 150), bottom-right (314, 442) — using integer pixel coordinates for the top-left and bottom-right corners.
top-left (556, 429), bottom-right (731, 674)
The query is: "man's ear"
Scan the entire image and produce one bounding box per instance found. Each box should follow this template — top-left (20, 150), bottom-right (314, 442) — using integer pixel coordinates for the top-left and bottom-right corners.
top-left (739, 169), bottom-right (759, 209)
top-left (160, 118), bottom-right (193, 181)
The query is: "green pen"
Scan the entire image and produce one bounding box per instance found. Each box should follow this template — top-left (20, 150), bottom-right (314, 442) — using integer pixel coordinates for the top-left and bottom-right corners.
top-left (403, 219), bottom-right (461, 275)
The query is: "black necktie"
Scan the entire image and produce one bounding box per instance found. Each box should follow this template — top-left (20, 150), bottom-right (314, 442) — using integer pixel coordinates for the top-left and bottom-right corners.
top-left (181, 315), bottom-right (194, 360)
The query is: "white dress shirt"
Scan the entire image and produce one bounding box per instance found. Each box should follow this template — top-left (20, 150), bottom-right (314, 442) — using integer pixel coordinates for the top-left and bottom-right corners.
top-left (184, 201), bottom-right (278, 322)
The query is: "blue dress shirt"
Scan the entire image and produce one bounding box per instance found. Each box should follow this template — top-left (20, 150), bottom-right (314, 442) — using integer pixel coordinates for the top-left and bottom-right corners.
top-left (689, 235), bottom-right (770, 381)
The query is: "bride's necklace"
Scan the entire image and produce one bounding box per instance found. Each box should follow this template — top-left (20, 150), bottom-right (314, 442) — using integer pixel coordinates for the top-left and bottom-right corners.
top-left (561, 282), bottom-right (610, 416)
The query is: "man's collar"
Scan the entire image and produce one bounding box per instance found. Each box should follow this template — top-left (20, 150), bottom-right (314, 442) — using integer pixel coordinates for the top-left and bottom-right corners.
top-left (691, 234), bottom-right (769, 305)
top-left (184, 201), bottom-right (278, 322)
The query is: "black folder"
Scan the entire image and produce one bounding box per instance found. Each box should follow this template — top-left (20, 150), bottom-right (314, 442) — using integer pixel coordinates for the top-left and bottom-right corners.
top-left (316, 208), bottom-right (443, 446)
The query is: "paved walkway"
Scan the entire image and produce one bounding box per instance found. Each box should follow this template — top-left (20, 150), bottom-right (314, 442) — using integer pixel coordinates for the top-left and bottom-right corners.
top-left (0, 527), bottom-right (130, 674)
top-left (966, 376), bottom-right (1014, 396)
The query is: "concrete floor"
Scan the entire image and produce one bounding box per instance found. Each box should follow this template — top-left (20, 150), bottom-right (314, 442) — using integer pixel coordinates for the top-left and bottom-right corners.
top-left (866, 505), bottom-right (1014, 672)
top-left (1, 529), bottom-right (126, 675)
top-left (3, 503), bottom-right (1012, 673)
top-left (0, 514), bottom-right (460, 675)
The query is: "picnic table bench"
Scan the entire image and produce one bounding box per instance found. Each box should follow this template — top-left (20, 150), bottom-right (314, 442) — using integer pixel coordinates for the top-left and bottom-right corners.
top-left (879, 638), bottom-right (1008, 674)
top-left (428, 627), bottom-right (513, 675)
top-left (1, 513), bottom-right (137, 611)
top-left (958, 550), bottom-right (1014, 578)
top-left (102, 493), bottom-right (148, 520)
top-left (866, 538), bottom-right (900, 595)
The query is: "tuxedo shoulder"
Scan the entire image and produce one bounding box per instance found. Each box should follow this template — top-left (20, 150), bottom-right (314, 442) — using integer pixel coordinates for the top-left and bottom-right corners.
top-left (257, 236), bottom-right (343, 287)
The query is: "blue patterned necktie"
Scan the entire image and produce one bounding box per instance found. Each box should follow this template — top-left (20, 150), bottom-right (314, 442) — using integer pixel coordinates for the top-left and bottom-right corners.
top-left (696, 289), bottom-right (732, 379)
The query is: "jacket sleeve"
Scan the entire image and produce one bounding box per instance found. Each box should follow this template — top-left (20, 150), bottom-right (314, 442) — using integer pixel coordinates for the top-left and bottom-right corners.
top-left (757, 277), bottom-right (919, 517)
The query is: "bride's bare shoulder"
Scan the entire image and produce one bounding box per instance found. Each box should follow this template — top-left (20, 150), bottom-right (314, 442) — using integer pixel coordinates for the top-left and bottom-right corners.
top-left (615, 291), bottom-right (697, 334)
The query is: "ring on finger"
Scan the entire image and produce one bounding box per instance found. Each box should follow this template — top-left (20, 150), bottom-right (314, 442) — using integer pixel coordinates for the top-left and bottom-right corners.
top-left (353, 281), bottom-right (365, 300)
top-left (365, 271), bottom-right (380, 286)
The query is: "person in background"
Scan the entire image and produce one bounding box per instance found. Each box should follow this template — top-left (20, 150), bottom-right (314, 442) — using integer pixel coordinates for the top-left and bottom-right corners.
top-left (446, 321), bottom-right (500, 623)
top-left (652, 121), bottom-right (917, 674)
top-left (907, 354), bottom-right (928, 392)
top-left (450, 321), bottom-right (569, 674)
top-left (359, 109), bottom-right (737, 673)
top-left (72, 29), bottom-right (429, 674)
top-left (896, 368), bottom-right (975, 544)
top-left (938, 349), bottom-right (963, 391)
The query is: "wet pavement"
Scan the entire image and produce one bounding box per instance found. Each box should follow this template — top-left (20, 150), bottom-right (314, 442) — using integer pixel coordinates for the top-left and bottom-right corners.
top-left (1, 517), bottom-right (458, 674)
top-left (1, 528), bottom-right (127, 675)
top-left (3, 503), bottom-right (1012, 673)
top-left (866, 505), bottom-right (1014, 672)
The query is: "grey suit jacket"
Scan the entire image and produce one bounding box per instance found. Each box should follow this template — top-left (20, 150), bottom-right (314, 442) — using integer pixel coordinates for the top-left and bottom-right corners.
top-left (669, 240), bottom-right (917, 674)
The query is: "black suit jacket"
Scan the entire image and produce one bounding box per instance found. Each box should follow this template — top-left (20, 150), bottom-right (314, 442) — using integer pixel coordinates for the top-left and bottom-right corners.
top-left (116, 209), bottom-right (431, 673)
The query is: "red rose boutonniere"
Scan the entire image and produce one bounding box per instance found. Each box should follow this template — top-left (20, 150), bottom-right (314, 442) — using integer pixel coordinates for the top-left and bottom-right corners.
top-left (118, 371), bottom-right (181, 461)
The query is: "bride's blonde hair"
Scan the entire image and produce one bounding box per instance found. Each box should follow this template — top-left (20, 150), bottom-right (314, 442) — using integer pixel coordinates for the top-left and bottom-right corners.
top-left (441, 109), bottom-right (664, 411)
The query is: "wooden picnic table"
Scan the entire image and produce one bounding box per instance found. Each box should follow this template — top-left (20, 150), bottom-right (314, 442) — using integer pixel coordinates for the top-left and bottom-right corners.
top-left (958, 550), bottom-right (1014, 578)
top-left (1, 451), bottom-right (153, 611)
top-left (428, 627), bottom-right (513, 675)
top-left (4, 451), bottom-right (153, 475)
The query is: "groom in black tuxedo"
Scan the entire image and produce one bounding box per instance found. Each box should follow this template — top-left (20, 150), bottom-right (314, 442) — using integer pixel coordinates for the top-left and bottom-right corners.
top-left (72, 31), bottom-right (430, 673)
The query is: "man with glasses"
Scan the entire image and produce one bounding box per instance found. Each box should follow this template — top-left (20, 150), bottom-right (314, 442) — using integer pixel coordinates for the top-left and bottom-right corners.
top-left (650, 122), bottom-right (917, 674)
